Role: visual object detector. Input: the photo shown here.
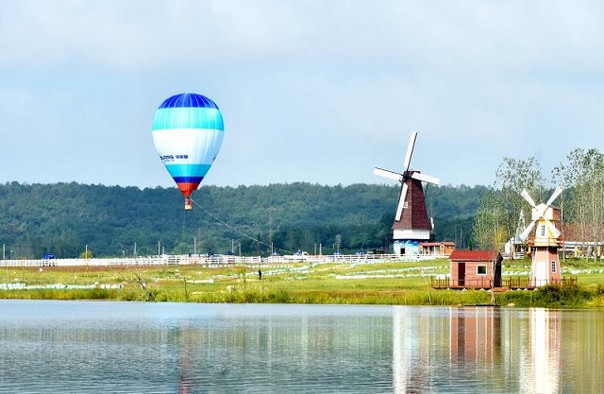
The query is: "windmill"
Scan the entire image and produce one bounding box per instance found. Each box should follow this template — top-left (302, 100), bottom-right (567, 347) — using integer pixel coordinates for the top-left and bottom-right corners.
top-left (519, 187), bottom-right (563, 287)
top-left (374, 131), bottom-right (440, 255)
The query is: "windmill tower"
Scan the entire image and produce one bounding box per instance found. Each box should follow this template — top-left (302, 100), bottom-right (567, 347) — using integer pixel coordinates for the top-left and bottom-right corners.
top-left (374, 131), bottom-right (440, 255)
top-left (519, 187), bottom-right (563, 287)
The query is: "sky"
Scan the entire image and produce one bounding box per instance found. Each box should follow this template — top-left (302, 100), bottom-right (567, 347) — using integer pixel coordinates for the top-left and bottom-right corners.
top-left (1, 0), bottom-right (604, 189)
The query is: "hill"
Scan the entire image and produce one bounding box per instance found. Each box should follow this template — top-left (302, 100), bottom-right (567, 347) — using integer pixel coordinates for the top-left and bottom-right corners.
top-left (0, 182), bottom-right (488, 258)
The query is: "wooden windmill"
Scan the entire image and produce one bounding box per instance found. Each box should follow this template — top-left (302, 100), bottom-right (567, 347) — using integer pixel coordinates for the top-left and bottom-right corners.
top-left (374, 131), bottom-right (440, 255)
top-left (519, 187), bottom-right (564, 287)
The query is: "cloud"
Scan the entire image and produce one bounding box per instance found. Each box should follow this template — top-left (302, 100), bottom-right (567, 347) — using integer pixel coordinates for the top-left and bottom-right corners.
top-left (1, 1), bottom-right (604, 188)
top-left (3, 1), bottom-right (602, 71)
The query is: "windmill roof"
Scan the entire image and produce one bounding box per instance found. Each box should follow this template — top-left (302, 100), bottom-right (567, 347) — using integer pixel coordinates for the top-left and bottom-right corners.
top-left (449, 250), bottom-right (499, 262)
top-left (392, 177), bottom-right (432, 231)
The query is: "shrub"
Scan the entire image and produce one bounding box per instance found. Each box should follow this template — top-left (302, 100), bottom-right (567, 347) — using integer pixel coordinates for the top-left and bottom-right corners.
top-left (267, 289), bottom-right (291, 303)
top-left (495, 284), bottom-right (592, 307)
top-left (534, 284), bottom-right (592, 307)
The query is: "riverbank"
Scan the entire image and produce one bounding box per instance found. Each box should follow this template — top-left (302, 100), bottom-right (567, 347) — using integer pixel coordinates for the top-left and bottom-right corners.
top-left (1, 258), bottom-right (603, 307)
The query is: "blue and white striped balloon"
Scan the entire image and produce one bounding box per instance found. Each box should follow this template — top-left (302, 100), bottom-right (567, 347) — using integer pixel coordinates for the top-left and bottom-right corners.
top-left (152, 93), bottom-right (224, 210)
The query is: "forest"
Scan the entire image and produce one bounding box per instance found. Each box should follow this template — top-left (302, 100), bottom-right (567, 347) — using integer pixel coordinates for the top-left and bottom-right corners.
top-left (4, 146), bottom-right (603, 259)
top-left (0, 181), bottom-right (487, 258)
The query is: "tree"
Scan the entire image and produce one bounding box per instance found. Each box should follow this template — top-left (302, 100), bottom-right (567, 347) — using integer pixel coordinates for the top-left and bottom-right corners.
top-left (80, 248), bottom-right (93, 259)
top-left (472, 190), bottom-right (506, 250)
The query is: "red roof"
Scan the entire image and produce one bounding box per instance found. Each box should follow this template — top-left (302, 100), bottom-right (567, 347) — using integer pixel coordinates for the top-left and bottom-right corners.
top-left (449, 250), bottom-right (499, 261)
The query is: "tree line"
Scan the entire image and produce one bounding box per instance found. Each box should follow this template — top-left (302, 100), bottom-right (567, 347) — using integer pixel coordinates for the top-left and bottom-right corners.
top-left (0, 181), bottom-right (487, 258)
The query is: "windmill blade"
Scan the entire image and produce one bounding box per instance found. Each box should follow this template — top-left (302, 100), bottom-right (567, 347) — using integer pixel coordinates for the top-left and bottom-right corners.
top-left (546, 187), bottom-right (563, 206)
top-left (544, 219), bottom-right (561, 239)
top-left (373, 167), bottom-right (404, 182)
top-left (520, 189), bottom-right (537, 208)
top-left (520, 220), bottom-right (536, 241)
top-left (402, 131), bottom-right (418, 172)
top-left (410, 172), bottom-right (441, 185)
top-left (395, 182), bottom-right (409, 221)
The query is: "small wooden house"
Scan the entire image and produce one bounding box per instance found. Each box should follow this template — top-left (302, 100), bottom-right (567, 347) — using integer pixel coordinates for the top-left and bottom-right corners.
top-left (419, 241), bottom-right (455, 256)
top-left (447, 250), bottom-right (503, 289)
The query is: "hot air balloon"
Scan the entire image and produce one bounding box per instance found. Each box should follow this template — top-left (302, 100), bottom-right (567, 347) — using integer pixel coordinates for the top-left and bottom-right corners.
top-left (152, 92), bottom-right (224, 210)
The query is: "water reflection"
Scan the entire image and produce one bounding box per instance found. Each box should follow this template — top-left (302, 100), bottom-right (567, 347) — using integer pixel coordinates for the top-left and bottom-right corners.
top-left (393, 306), bottom-right (507, 393)
top-left (450, 307), bottom-right (500, 363)
top-left (392, 306), bottom-right (603, 393)
top-left (166, 310), bottom-right (393, 393)
top-left (522, 309), bottom-right (561, 393)
top-left (0, 301), bottom-right (602, 393)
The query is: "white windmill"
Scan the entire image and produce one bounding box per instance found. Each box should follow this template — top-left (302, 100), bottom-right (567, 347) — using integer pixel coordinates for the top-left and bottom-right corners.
top-left (519, 187), bottom-right (563, 287)
top-left (374, 131), bottom-right (440, 255)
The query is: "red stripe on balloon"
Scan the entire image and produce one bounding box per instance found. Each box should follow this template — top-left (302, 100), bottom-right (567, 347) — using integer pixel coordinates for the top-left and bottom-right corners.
top-left (177, 182), bottom-right (201, 197)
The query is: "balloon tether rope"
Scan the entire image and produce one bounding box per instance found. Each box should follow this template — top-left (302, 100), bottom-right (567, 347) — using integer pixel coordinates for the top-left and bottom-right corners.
top-left (189, 197), bottom-right (292, 254)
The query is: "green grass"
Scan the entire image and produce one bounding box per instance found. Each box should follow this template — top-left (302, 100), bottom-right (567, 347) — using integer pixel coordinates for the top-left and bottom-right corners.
top-left (1, 258), bottom-right (603, 307)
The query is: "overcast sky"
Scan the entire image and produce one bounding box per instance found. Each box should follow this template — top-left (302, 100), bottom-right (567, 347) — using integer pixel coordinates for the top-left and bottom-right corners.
top-left (2, 1), bottom-right (603, 189)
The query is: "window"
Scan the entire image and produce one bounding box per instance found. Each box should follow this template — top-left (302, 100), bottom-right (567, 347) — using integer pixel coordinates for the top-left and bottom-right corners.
top-left (551, 261), bottom-right (556, 273)
top-left (477, 265), bottom-right (487, 275)
top-left (540, 225), bottom-right (546, 237)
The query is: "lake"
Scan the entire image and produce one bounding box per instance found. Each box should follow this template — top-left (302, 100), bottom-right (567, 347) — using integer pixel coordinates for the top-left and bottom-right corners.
top-left (0, 301), bottom-right (602, 393)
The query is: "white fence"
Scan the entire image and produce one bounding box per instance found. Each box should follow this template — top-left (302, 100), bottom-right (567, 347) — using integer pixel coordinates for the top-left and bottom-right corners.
top-left (0, 253), bottom-right (450, 268)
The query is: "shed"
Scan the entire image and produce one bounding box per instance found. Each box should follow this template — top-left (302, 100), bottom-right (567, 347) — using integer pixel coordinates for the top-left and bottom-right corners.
top-left (448, 250), bottom-right (503, 289)
top-left (419, 241), bottom-right (455, 256)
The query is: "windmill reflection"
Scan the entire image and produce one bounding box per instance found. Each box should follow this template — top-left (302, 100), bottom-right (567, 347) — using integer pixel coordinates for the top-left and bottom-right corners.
top-left (521, 308), bottom-right (561, 393)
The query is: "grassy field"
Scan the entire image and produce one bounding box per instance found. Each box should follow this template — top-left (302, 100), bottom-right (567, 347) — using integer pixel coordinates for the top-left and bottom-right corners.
top-left (1, 258), bottom-right (603, 307)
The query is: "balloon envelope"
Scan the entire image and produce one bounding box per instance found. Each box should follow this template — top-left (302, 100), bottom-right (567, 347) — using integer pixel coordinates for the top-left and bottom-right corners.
top-left (152, 93), bottom-right (224, 202)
